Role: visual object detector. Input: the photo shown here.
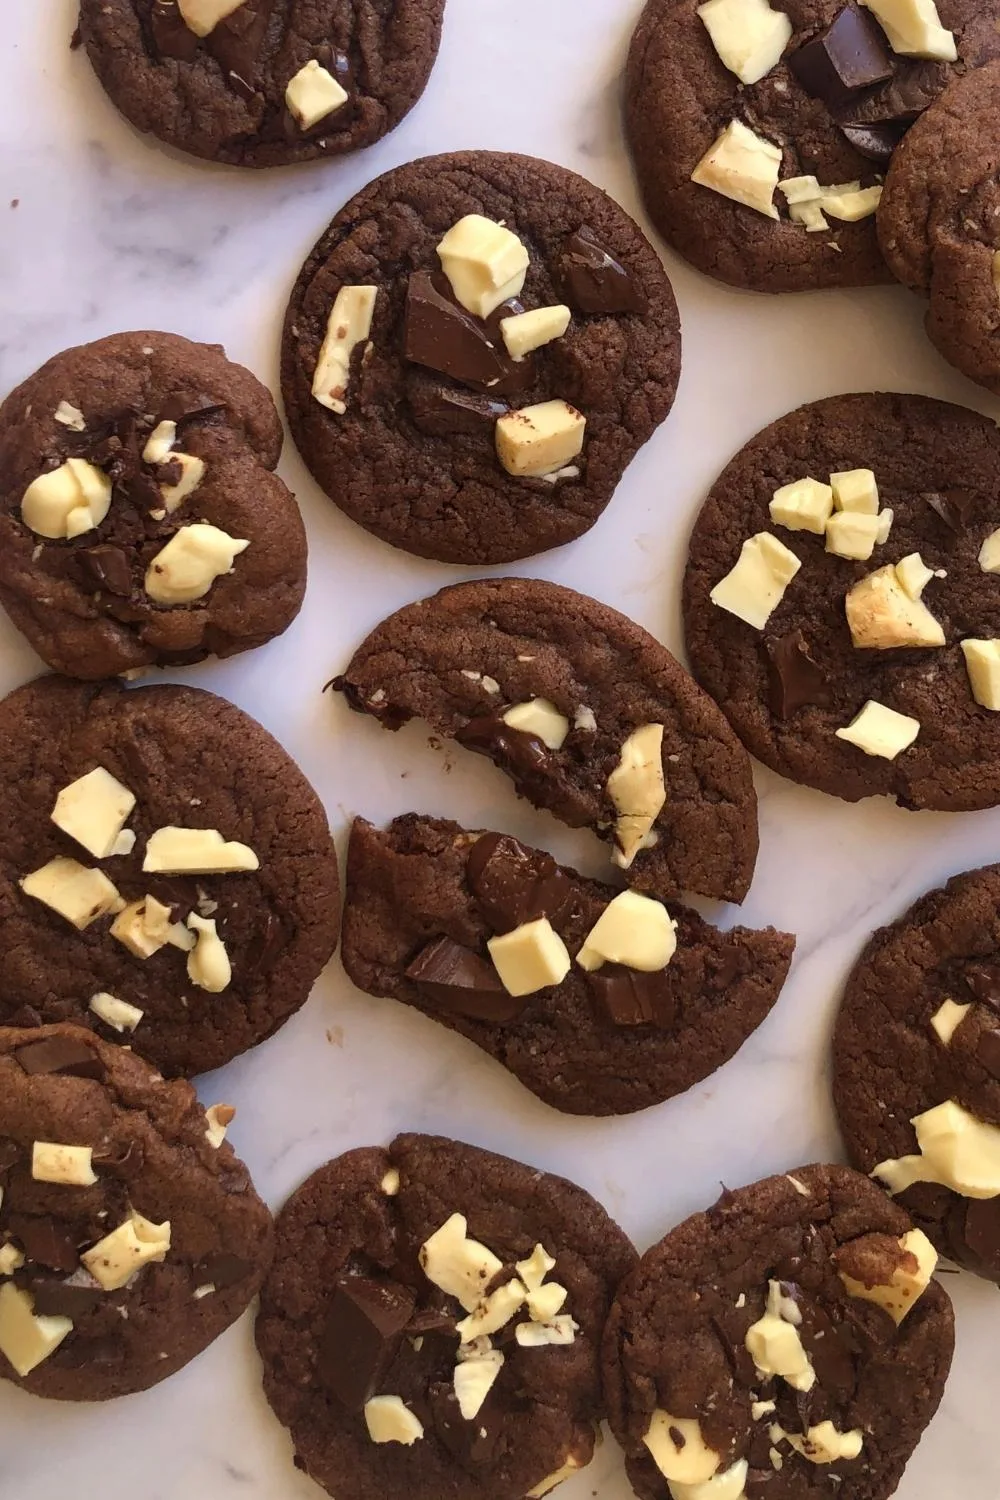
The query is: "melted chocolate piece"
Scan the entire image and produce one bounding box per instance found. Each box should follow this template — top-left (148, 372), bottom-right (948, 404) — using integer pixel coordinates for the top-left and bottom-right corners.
top-left (331, 676), bottom-right (413, 730)
top-left (765, 630), bottom-right (831, 718)
top-left (962, 962), bottom-right (1000, 1012)
top-left (76, 545), bottom-right (133, 597)
top-left (466, 832), bottom-right (573, 932)
top-left (14, 1037), bottom-right (104, 1081)
top-left (408, 380), bottom-right (509, 438)
top-left (150, 0), bottom-right (199, 62)
top-left (976, 1027), bottom-right (1000, 1079)
top-left (193, 1252), bottom-right (255, 1289)
top-left (204, 3), bottom-right (271, 80)
top-left (839, 120), bottom-right (909, 164)
top-left (587, 966), bottom-right (678, 1029)
top-left (28, 1275), bottom-right (107, 1319)
top-left (405, 936), bottom-right (525, 1023)
top-left (319, 1276), bottom-right (416, 1410)
top-left (922, 489), bottom-right (977, 533)
top-left (7, 1215), bottom-right (80, 1274)
top-left (788, 4), bottom-right (893, 108)
top-left (245, 910), bottom-right (288, 971)
top-left (962, 1198), bottom-right (1000, 1267)
top-left (456, 715), bottom-right (552, 792)
top-left (560, 228), bottom-right (647, 315)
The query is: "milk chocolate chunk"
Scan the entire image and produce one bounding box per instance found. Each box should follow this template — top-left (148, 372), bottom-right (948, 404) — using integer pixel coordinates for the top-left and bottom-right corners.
top-left (788, 4), bottom-right (893, 108)
top-left (319, 1277), bottom-right (417, 1411)
top-left (6, 1215), bottom-right (80, 1274)
top-left (405, 936), bottom-right (525, 1023)
top-left (403, 273), bottom-right (526, 395)
top-left (766, 630), bottom-right (831, 718)
top-left (466, 832), bottom-right (573, 932)
top-left (587, 967), bottom-right (677, 1028)
top-left (408, 382), bottom-right (509, 439)
top-left (14, 1036), bottom-right (104, 1081)
top-left (76, 545), bottom-right (133, 597)
top-left (559, 228), bottom-right (647, 315)
top-left (922, 489), bottom-right (976, 532)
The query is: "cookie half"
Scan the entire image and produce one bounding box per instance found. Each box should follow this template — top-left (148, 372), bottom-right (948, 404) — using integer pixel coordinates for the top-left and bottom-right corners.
top-left (626, 0), bottom-right (1000, 291)
top-left (683, 392), bottom-right (1000, 809)
top-left (0, 675), bottom-right (340, 1078)
top-left (834, 862), bottom-right (1000, 1282)
top-left (0, 1024), bottom-right (273, 1400)
top-left (78, 0), bottom-right (446, 168)
top-left (333, 578), bottom-right (758, 902)
top-left (603, 1165), bottom-right (954, 1500)
top-left (342, 815), bottom-right (795, 1116)
top-left (878, 61), bottom-right (1000, 393)
top-left (0, 331), bottom-right (306, 679)
top-left (255, 1133), bottom-right (636, 1500)
top-left (282, 151), bottom-right (681, 564)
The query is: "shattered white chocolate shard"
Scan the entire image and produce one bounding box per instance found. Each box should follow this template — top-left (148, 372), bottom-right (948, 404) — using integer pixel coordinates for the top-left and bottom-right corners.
top-left (691, 121), bottom-right (781, 218)
top-left (312, 286), bottom-right (378, 414)
top-left (697, 0), bottom-right (792, 84)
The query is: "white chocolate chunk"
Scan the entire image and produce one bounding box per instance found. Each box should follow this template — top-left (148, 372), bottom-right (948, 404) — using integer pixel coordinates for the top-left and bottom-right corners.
top-left (577, 890), bottom-right (677, 972)
top-left (0, 1284), bottom-right (73, 1377)
top-left (21, 459), bottom-right (111, 540)
top-left (874, 1098), bottom-right (1000, 1197)
top-left (527, 1281), bottom-right (568, 1322)
top-left (158, 452), bottom-right (205, 513)
top-left (312, 285), bottom-right (378, 414)
top-left (644, 1413), bottom-right (721, 1485)
top-left (176, 0), bottom-right (247, 37)
top-left (110, 895), bottom-right (175, 960)
top-left (51, 766), bottom-right (136, 860)
top-left (488, 918), bottom-right (571, 996)
top-left (607, 723), bottom-right (666, 870)
top-left (145, 522), bottom-right (248, 604)
top-left (835, 700), bottom-right (919, 759)
top-left (500, 305), bottom-right (571, 360)
top-left (502, 698), bottom-right (570, 749)
top-left (931, 998), bottom-right (972, 1045)
top-left (823, 186), bottom-right (882, 221)
top-left (454, 1346), bottom-right (504, 1419)
top-left (204, 1104), bottom-right (236, 1148)
top-left (875, 508), bottom-right (894, 544)
top-left (496, 401), bottom-right (586, 479)
top-left (32, 1142), bottom-right (97, 1188)
top-left (769, 477), bottom-right (833, 534)
top-left (691, 121), bottom-right (781, 218)
top-left (527, 1452), bottom-right (586, 1498)
top-left (895, 552), bottom-right (935, 600)
top-left (831, 468), bottom-right (879, 514)
top-left (859, 0), bottom-right (956, 59)
top-left (779, 175), bottom-right (829, 231)
top-left (710, 532), bottom-right (801, 629)
top-left (437, 215), bottom-right (529, 318)
top-left (697, 0), bottom-right (792, 83)
top-left (837, 1228), bottom-right (938, 1324)
top-left (364, 1395), bottom-right (424, 1445)
top-left (745, 1280), bottom-right (816, 1391)
top-left (186, 913), bottom-right (232, 993)
top-left (961, 639), bottom-right (1000, 710)
top-left (20, 858), bottom-right (123, 930)
top-left (456, 1278), bottom-right (527, 1342)
top-left (844, 565), bottom-right (945, 649)
top-left (143, 827), bottom-right (259, 874)
top-left (54, 400), bottom-right (85, 431)
top-left (89, 992), bottom-right (144, 1034)
top-left (825, 511), bottom-right (879, 560)
top-left (785, 1422), bottom-right (864, 1464)
top-left (285, 59), bottom-right (349, 130)
top-left (978, 527), bottom-right (1000, 573)
top-left (516, 1244), bottom-right (556, 1291)
top-left (515, 1314), bottom-right (578, 1346)
top-left (0, 1244), bottom-right (25, 1276)
top-left (142, 420), bottom-right (177, 465)
top-left (420, 1214), bottom-right (503, 1312)
top-left (82, 1212), bottom-right (171, 1291)
top-left (669, 1460), bottom-right (750, 1500)
top-left (381, 1168), bottom-right (401, 1196)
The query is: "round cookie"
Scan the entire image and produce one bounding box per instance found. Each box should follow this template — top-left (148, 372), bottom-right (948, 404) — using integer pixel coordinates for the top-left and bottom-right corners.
top-left (282, 151), bottom-right (681, 564)
top-left (878, 61), bottom-right (1000, 393)
top-left (603, 1165), bottom-right (955, 1500)
top-left (0, 1023), bottom-right (273, 1401)
top-left (77, 0), bottom-right (445, 169)
top-left (255, 1133), bottom-right (636, 1500)
top-left (626, 0), bottom-right (1000, 292)
top-left (0, 675), bottom-right (340, 1078)
top-left (0, 330), bottom-right (306, 679)
top-left (834, 862), bottom-right (1000, 1282)
top-left (333, 577), bottom-right (758, 903)
top-left (683, 392), bottom-right (1000, 809)
top-left (342, 815), bottom-right (795, 1117)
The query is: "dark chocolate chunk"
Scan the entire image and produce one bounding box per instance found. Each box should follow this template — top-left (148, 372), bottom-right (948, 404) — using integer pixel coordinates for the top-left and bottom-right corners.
top-left (149, 1), bottom-right (199, 63)
top-left (922, 489), bottom-right (977, 532)
top-left (245, 910), bottom-right (289, 972)
top-left (76, 545), bottom-right (133, 597)
top-left (157, 393), bottom-right (228, 429)
top-left (0, 1141), bottom-right (20, 1175)
top-left (27, 1274), bottom-right (107, 1319)
top-left (962, 1198), bottom-right (1000, 1266)
top-left (962, 962), bottom-right (1000, 1011)
top-left (7, 1215), bottom-right (81, 1274)
top-left (14, 1036), bottom-right (105, 1081)
top-left (587, 966), bottom-right (678, 1029)
top-left (976, 1027), bottom-right (1000, 1079)
top-left (204, 2), bottom-right (271, 80)
top-left (428, 1381), bottom-right (502, 1464)
top-left (560, 228), bottom-right (647, 315)
top-left (466, 832), bottom-right (573, 933)
top-left (403, 272), bottom-right (524, 394)
top-left (193, 1252), bottom-right (255, 1290)
top-left (318, 1276), bottom-right (416, 1411)
top-left (778, 1282), bottom-right (856, 1398)
top-left (332, 675), bottom-right (413, 730)
top-left (406, 1305), bottom-right (457, 1336)
top-left (788, 4), bottom-right (893, 108)
top-left (408, 380), bottom-right (509, 438)
top-left (456, 715), bottom-right (593, 826)
top-left (839, 58), bottom-right (946, 127)
top-left (92, 1140), bottom-right (144, 1177)
top-left (839, 121), bottom-right (909, 164)
top-left (228, 70), bottom-right (260, 103)
top-left (405, 936), bottom-right (525, 1023)
top-left (765, 630), bottom-right (831, 718)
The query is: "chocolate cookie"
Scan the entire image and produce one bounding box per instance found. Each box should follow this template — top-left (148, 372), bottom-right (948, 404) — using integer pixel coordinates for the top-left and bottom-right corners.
top-left (255, 1132), bottom-right (636, 1500)
top-left (0, 330), bottom-right (306, 679)
top-left (77, 0), bottom-right (445, 168)
top-left (0, 675), bottom-right (340, 1078)
top-left (282, 151), bottom-right (681, 564)
top-left (333, 578), bottom-right (758, 903)
top-left (0, 1023), bottom-right (273, 1400)
top-left (342, 815), bottom-right (795, 1116)
top-left (626, 0), bottom-right (1000, 291)
top-left (878, 61), bottom-right (1000, 392)
top-left (834, 862), bottom-right (1000, 1282)
top-left (683, 392), bottom-right (1000, 809)
top-left (603, 1164), bottom-right (954, 1500)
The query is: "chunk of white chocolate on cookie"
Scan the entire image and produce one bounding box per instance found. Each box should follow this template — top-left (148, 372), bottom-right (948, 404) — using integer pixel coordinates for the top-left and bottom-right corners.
top-left (930, 998), bottom-right (971, 1045)
top-left (644, 1413), bottom-right (722, 1485)
top-left (745, 1279), bottom-right (816, 1391)
top-left (835, 700), bottom-right (919, 759)
top-left (186, 913), bottom-right (232, 993)
top-left (978, 527), bottom-right (1000, 573)
top-left (487, 918), bottom-right (571, 996)
top-left (177, 0), bottom-right (248, 37)
top-left (496, 401), bottom-right (585, 478)
top-left (786, 1422), bottom-right (864, 1464)
top-left (697, 0), bottom-right (792, 84)
top-left (20, 858), bottom-right (123, 930)
top-left (51, 767), bottom-right (136, 860)
top-left (769, 476), bottom-right (833, 534)
top-left (835, 1228), bottom-right (938, 1323)
top-left (875, 1098), bottom-right (1000, 1197)
top-left (286, 60), bottom-right (349, 130)
top-left (845, 565), bottom-right (945, 649)
top-left (607, 723), bottom-right (667, 869)
top-left (691, 121), bottom-right (781, 218)
top-left (21, 458), bottom-right (112, 540)
top-left (825, 511), bottom-right (879, 561)
top-left (312, 285), bottom-right (378, 414)
top-left (502, 697), bottom-right (570, 749)
top-left (143, 827), bottom-right (259, 874)
top-left (576, 891), bottom-right (677, 972)
top-left (420, 1213), bottom-right (503, 1312)
top-left (82, 1212), bottom-right (171, 1291)
top-left (145, 523), bottom-right (249, 604)
top-left (860, 0), bottom-right (956, 59)
top-left (31, 1142), bottom-right (97, 1188)
top-left (0, 1283), bottom-right (73, 1377)
top-left (437, 215), bottom-right (529, 318)
top-left (500, 305), bottom-right (571, 360)
top-left (669, 1460), bottom-right (750, 1500)
top-left (89, 991), bottom-right (144, 1034)
top-left (710, 532), bottom-right (801, 629)
top-left (158, 452), bottom-right (205, 513)
top-left (364, 1395), bottom-right (424, 1445)
top-left (961, 639), bottom-right (1000, 710)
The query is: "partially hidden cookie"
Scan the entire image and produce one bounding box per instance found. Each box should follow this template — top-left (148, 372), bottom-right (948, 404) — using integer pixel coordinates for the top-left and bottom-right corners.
top-left (342, 815), bottom-right (795, 1116)
top-left (255, 1133), bottom-right (636, 1500)
top-left (282, 151), bottom-right (681, 564)
top-left (0, 1023), bottom-right (273, 1401)
top-left (626, 0), bottom-right (1000, 291)
top-left (0, 330), bottom-right (306, 678)
top-left (77, 0), bottom-right (446, 168)
top-left (603, 1164), bottom-right (954, 1500)
top-left (333, 578), bottom-right (758, 903)
top-left (0, 675), bottom-right (340, 1078)
top-left (683, 392), bottom-right (1000, 809)
top-left (878, 60), bottom-right (1000, 393)
top-left (834, 862), bottom-right (1000, 1282)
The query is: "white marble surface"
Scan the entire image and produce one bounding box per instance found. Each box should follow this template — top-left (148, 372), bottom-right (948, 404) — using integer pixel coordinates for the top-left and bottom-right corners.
top-left (0, 1), bottom-right (998, 1495)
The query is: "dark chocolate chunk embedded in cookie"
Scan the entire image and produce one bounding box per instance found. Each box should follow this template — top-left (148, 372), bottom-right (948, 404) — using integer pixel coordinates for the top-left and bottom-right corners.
top-left (0, 331), bottom-right (306, 679)
top-left (0, 674), bottom-right (340, 1078)
top-left (340, 815), bottom-right (794, 1117)
top-left (683, 392), bottom-right (1000, 809)
top-left (282, 151), bottom-right (681, 565)
top-left (332, 577), bottom-right (758, 903)
top-left (834, 861), bottom-right (1000, 1282)
top-left (255, 1133), bottom-right (636, 1500)
top-left (0, 1023), bottom-right (273, 1400)
top-left (602, 1165), bottom-right (954, 1500)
